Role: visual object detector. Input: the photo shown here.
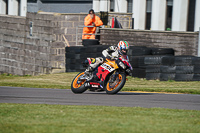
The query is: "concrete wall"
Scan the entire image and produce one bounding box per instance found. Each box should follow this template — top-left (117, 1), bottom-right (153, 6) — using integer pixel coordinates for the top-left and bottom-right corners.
top-left (52, 13), bottom-right (86, 47)
top-left (0, 13), bottom-right (55, 75)
top-left (100, 28), bottom-right (199, 56)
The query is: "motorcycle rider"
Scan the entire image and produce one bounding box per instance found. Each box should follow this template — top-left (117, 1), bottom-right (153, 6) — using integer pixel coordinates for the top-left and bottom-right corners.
top-left (84, 41), bottom-right (132, 76)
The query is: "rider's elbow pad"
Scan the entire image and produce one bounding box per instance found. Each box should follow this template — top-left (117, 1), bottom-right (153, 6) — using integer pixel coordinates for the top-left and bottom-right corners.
top-left (102, 50), bottom-right (108, 58)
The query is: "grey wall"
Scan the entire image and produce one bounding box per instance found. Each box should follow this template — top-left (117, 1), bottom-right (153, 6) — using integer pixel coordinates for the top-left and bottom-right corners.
top-left (0, 13), bottom-right (55, 75)
top-left (100, 28), bottom-right (199, 56)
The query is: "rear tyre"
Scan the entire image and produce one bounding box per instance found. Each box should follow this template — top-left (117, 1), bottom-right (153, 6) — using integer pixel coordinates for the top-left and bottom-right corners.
top-left (71, 72), bottom-right (87, 94)
top-left (105, 73), bottom-right (126, 94)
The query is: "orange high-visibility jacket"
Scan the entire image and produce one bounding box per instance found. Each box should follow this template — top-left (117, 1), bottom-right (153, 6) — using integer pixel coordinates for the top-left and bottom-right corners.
top-left (82, 14), bottom-right (103, 39)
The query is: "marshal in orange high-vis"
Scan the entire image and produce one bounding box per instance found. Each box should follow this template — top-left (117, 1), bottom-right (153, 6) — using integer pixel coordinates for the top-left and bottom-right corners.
top-left (82, 9), bottom-right (103, 39)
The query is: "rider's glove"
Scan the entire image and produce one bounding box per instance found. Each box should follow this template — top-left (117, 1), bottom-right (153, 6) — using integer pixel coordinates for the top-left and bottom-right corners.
top-left (111, 56), bottom-right (116, 60)
top-left (108, 55), bottom-right (116, 60)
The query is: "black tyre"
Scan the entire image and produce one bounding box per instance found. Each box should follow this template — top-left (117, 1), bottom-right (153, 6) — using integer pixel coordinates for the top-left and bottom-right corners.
top-left (129, 47), bottom-right (151, 56)
top-left (146, 65), bottom-right (161, 73)
top-left (160, 66), bottom-right (176, 73)
top-left (151, 48), bottom-right (174, 55)
top-left (66, 65), bottom-right (77, 72)
top-left (146, 73), bottom-right (160, 80)
top-left (129, 56), bottom-right (140, 68)
top-left (175, 56), bottom-right (194, 66)
top-left (194, 66), bottom-right (200, 74)
top-left (66, 53), bottom-right (76, 59)
top-left (71, 72), bottom-right (87, 93)
top-left (96, 45), bottom-right (111, 52)
top-left (176, 66), bottom-right (194, 74)
top-left (131, 68), bottom-right (146, 78)
top-left (160, 73), bottom-right (175, 81)
top-left (84, 46), bottom-right (98, 53)
top-left (138, 56), bottom-right (147, 68)
top-left (144, 56), bottom-right (171, 65)
top-left (105, 73), bottom-right (126, 94)
top-left (192, 74), bottom-right (200, 81)
top-left (192, 57), bottom-right (200, 65)
top-left (66, 46), bottom-right (85, 53)
top-left (82, 39), bottom-right (99, 46)
top-left (161, 56), bottom-right (175, 66)
top-left (175, 74), bottom-right (193, 81)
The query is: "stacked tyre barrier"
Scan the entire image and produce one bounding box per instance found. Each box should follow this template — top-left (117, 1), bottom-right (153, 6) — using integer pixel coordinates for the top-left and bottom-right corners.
top-left (66, 45), bottom-right (200, 81)
top-left (65, 45), bottom-right (111, 72)
top-left (145, 56), bottom-right (200, 81)
top-left (127, 46), bottom-right (175, 79)
top-left (128, 46), bottom-right (151, 78)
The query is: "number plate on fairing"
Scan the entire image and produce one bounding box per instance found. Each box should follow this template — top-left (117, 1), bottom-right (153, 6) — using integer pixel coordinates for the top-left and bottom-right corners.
top-left (101, 63), bottom-right (115, 72)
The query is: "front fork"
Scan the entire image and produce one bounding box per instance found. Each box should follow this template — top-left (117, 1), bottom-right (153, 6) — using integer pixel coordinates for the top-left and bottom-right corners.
top-left (77, 74), bottom-right (88, 84)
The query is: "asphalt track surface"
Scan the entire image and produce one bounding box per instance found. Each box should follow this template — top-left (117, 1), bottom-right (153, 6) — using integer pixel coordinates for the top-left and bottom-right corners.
top-left (0, 86), bottom-right (200, 110)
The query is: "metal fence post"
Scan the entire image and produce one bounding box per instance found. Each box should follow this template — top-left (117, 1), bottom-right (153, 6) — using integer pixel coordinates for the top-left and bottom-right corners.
top-left (198, 27), bottom-right (200, 57)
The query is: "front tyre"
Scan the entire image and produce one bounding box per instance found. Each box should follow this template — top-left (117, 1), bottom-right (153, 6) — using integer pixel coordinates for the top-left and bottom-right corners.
top-left (71, 72), bottom-right (87, 94)
top-left (105, 73), bottom-right (126, 94)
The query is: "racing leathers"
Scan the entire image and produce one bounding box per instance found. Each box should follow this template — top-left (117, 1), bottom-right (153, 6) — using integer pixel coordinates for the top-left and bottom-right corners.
top-left (103, 46), bottom-right (133, 75)
top-left (85, 46), bottom-right (132, 76)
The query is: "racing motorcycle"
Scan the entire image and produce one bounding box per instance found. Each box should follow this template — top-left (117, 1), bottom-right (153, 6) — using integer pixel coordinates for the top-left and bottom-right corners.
top-left (71, 55), bottom-right (132, 94)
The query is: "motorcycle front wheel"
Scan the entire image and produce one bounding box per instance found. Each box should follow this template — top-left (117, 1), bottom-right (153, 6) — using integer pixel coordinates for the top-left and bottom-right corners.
top-left (71, 72), bottom-right (87, 94)
top-left (105, 73), bottom-right (126, 94)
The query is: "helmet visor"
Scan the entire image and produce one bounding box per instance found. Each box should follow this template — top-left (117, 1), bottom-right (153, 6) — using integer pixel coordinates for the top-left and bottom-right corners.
top-left (121, 49), bottom-right (128, 55)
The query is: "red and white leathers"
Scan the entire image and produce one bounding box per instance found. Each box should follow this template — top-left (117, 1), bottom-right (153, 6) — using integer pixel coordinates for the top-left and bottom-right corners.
top-left (102, 46), bottom-right (120, 60)
top-left (86, 57), bottom-right (104, 70)
top-left (103, 45), bottom-right (132, 70)
top-left (85, 41), bottom-right (132, 75)
top-left (86, 46), bottom-right (119, 70)
top-left (85, 46), bottom-right (125, 75)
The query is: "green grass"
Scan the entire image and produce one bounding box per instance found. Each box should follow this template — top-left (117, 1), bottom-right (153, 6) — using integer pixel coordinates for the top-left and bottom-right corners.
top-left (123, 77), bottom-right (200, 94)
top-left (1, 74), bottom-right (200, 132)
top-left (0, 72), bottom-right (200, 94)
top-left (0, 73), bottom-right (74, 89)
top-left (0, 103), bottom-right (200, 133)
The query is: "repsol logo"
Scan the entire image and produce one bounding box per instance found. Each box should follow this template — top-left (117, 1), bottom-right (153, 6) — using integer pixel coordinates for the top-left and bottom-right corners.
top-left (101, 63), bottom-right (114, 72)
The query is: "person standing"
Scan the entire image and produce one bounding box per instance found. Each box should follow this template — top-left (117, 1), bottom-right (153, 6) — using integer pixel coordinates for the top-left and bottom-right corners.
top-left (82, 9), bottom-right (103, 40)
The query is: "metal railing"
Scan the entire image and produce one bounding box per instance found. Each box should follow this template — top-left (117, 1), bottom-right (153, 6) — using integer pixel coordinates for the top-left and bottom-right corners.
top-left (75, 25), bottom-right (101, 46)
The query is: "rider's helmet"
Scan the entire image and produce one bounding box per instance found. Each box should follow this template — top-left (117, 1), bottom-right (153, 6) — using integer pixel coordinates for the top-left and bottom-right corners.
top-left (117, 41), bottom-right (129, 55)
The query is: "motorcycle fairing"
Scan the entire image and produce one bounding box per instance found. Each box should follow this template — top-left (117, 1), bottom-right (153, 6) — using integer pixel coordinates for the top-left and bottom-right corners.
top-left (96, 59), bottom-right (119, 81)
top-left (84, 81), bottom-right (103, 89)
top-left (119, 56), bottom-right (133, 70)
top-left (96, 66), bottom-right (110, 81)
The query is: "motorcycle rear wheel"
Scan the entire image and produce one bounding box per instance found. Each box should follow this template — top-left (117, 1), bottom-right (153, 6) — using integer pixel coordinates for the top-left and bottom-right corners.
top-left (105, 73), bottom-right (126, 94)
top-left (71, 72), bottom-right (87, 94)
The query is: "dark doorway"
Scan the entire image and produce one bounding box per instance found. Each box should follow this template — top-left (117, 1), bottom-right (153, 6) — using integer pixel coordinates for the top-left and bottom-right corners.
top-left (145, 0), bottom-right (152, 30)
top-left (187, 0), bottom-right (196, 31)
top-left (166, 0), bottom-right (173, 31)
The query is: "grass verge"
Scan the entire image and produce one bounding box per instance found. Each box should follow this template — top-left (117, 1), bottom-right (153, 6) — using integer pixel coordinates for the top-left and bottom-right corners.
top-left (0, 103), bottom-right (200, 133)
top-left (0, 72), bottom-right (200, 94)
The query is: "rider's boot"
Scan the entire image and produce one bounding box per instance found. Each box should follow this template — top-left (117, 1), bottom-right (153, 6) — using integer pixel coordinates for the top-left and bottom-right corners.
top-left (84, 66), bottom-right (94, 77)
